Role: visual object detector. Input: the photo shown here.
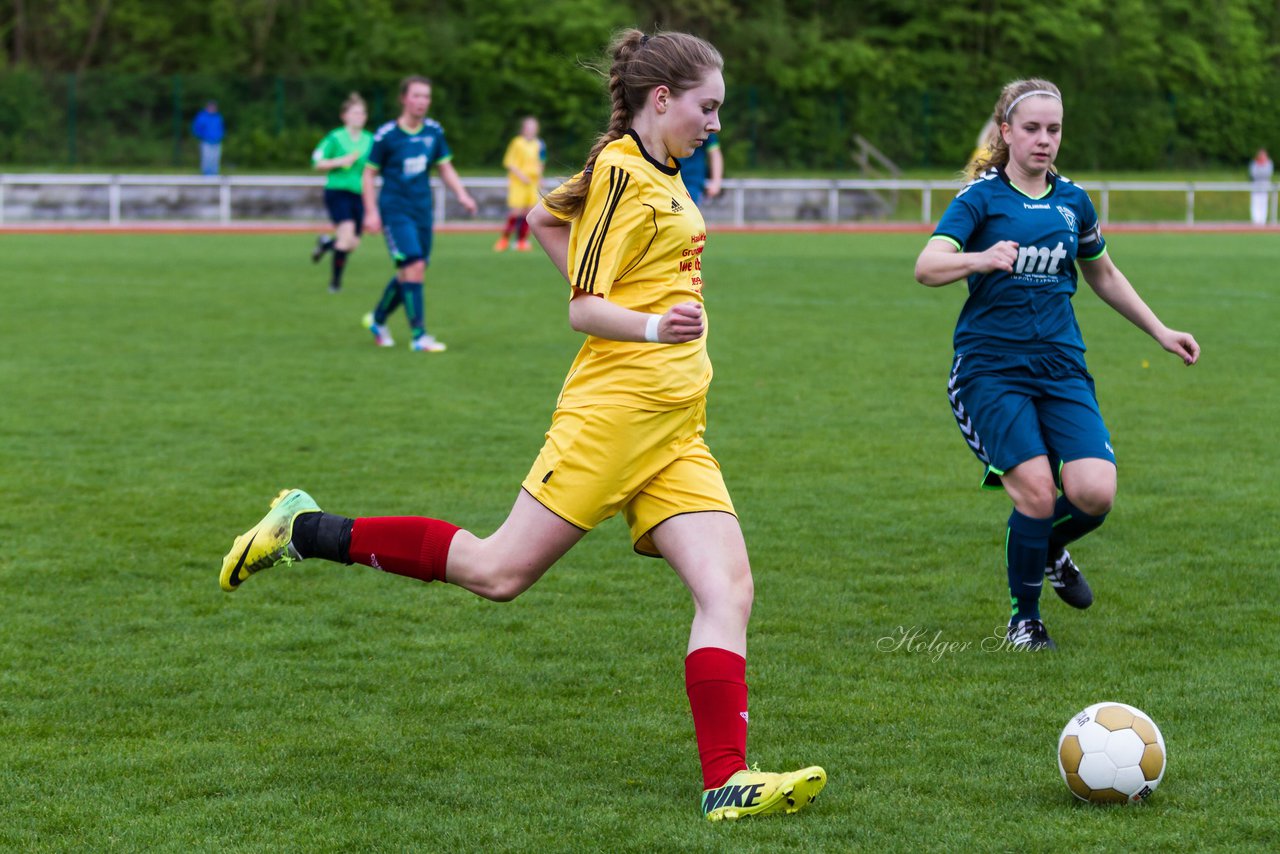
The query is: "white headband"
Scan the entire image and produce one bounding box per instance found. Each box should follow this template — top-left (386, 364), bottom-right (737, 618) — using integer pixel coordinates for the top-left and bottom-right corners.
top-left (1005, 89), bottom-right (1061, 121)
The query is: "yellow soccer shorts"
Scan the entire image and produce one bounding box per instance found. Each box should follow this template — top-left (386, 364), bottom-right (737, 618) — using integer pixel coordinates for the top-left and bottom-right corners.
top-left (507, 180), bottom-right (540, 210)
top-left (521, 401), bottom-right (735, 557)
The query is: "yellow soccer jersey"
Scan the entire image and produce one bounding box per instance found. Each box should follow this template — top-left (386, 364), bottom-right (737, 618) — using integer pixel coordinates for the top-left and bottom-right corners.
top-left (547, 130), bottom-right (712, 410)
top-left (503, 135), bottom-right (544, 188)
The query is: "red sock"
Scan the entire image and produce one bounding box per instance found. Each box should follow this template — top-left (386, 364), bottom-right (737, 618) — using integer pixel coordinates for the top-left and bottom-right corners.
top-left (348, 517), bottom-right (460, 583)
top-left (685, 647), bottom-right (749, 789)
top-left (503, 214), bottom-right (518, 237)
top-left (517, 215), bottom-right (530, 240)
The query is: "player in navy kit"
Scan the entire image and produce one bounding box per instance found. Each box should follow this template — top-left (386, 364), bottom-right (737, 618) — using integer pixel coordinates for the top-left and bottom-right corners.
top-left (914, 79), bottom-right (1200, 650)
top-left (362, 75), bottom-right (477, 352)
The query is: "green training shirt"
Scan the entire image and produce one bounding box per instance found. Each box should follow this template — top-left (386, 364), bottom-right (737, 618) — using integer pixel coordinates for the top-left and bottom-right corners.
top-left (312, 127), bottom-right (374, 193)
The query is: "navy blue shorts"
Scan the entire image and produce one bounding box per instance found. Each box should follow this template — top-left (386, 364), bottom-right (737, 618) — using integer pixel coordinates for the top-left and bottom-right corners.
top-left (382, 213), bottom-right (433, 267)
top-left (323, 189), bottom-right (364, 233)
top-left (947, 350), bottom-right (1115, 489)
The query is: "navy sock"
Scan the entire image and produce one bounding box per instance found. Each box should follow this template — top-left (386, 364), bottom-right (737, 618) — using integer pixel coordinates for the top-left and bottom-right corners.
top-left (1006, 509), bottom-right (1053, 623)
top-left (403, 281), bottom-right (426, 338)
top-left (331, 249), bottom-right (349, 286)
top-left (373, 277), bottom-right (402, 324)
top-left (1048, 495), bottom-right (1107, 558)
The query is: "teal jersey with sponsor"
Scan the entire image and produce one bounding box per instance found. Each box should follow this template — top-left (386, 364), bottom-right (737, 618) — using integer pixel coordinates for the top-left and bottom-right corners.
top-left (932, 166), bottom-right (1107, 357)
top-left (367, 119), bottom-right (453, 223)
top-left (312, 127), bottom-right (373, 194)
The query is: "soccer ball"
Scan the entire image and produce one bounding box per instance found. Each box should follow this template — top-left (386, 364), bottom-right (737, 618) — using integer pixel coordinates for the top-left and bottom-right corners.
top-left (1057, 702), bottom-right (1166, 804)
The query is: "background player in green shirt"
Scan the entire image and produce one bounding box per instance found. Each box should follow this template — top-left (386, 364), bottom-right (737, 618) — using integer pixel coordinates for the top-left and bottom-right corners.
top-left (311, 93), bottom-right (373, 293)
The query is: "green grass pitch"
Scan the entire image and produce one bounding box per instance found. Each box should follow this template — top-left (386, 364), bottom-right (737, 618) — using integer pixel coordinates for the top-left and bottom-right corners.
top-left (1, 229), bottom-right (1276, 851)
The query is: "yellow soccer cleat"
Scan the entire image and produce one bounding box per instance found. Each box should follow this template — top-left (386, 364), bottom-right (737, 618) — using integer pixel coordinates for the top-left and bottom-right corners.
top-left (219, 488), bottom-right (321, 592)
top-left (701, 765), bottom-right (827, 822)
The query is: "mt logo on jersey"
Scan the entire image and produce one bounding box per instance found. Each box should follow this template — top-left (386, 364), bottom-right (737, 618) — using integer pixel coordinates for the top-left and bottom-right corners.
top-left (1015, 242), bottom-right (1068, 275)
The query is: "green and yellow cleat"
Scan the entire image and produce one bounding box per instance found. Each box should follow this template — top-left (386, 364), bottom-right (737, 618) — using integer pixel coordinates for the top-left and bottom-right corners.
top-left (702, 766), bottom-right (827, 822)
top-left (219, 488), bottom-right (320, 592)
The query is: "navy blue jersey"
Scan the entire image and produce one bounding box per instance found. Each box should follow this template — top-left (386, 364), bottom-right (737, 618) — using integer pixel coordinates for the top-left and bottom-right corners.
top-left (932, 166), bottom-right (1106, 357)
top-left (367, 119), bottom-right (453, 223)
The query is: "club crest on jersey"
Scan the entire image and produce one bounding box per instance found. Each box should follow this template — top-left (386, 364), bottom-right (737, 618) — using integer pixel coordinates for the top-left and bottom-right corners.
top-left (1056, 205), bottom-right (1078, 232)
top-left (671, 197), bottom-right (684, 213)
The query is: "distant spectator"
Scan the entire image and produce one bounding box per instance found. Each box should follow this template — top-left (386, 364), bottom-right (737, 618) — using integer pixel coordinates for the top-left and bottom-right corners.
top-left (678, 131), bottom-right (722, 206)
top-left (1248, 148), bottom-right (1272, 225)
top-left (192, 101), bottom-right (225, 176)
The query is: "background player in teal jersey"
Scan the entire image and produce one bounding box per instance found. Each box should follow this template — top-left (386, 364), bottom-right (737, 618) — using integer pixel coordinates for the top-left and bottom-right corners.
top-left (914, 78), bottom-right (1200, 650)
top-left (311, 93), bottom-right (373, 293)
top-left (678, 131), bottom-right (722, 205)
top-left (362, 75), bottom-right (477, 352)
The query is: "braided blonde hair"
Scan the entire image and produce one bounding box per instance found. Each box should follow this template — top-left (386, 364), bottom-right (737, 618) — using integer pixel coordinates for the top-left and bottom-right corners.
top-left (544, 29), bottom-right (723, 219)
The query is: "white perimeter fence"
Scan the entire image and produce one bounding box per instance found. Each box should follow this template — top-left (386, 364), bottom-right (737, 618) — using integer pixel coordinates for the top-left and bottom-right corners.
top-left (1, 173), bottom-right (1276, 227)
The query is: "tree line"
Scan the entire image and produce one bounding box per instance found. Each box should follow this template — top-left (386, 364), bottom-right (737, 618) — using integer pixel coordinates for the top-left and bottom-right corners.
top-left (1, 0), bottom-right (1276, 172)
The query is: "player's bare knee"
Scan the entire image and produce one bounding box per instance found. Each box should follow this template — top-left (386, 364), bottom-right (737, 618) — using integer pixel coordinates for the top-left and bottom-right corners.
top-left (1016, 482), bottom-right (1058, 518)
top-left (472, 568), bottom-right (535, 602)
top-left (1068, 484), bottom-right (1114, 517)
top-left (478, 580), bottom-right (525, 603)
top-left (713, 562), bottom-right (754, 619)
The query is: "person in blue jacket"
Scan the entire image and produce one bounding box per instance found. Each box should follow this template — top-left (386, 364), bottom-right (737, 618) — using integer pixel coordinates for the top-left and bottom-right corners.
top-left (192, 100), bottom-right (225, 176)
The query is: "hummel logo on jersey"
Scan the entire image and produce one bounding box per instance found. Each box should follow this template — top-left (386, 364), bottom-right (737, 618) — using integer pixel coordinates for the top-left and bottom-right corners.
top-left (1015, 241), bottom-right (1068, 275)
top-left (671, 198), bottom-right (684, 212)
top-left (702, 782), bottom-right (764, 814)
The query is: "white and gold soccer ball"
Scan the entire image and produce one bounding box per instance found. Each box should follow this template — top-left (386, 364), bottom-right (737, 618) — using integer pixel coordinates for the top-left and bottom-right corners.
top-left (1057, 702), bottom-right (1166, 804)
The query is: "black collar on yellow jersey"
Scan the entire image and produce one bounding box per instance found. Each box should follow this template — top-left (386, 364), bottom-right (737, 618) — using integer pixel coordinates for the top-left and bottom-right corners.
top-left (626, 129), bottom-right (680, 176)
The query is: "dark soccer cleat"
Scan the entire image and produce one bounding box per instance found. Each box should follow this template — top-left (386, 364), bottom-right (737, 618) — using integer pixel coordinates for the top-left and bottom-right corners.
top-left (311, 234), bottom-right (335, 263)
top-left (1046, 549), bottom-right (1093, 609)
top-left (1007, 618), bottom-right (1057, 651)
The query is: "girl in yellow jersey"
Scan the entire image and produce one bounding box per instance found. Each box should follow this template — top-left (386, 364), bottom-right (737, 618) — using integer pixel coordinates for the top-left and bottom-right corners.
top-left (219, 29), bottom-right (825, 823)
top-left (494, 116), bottom-right (545, 251)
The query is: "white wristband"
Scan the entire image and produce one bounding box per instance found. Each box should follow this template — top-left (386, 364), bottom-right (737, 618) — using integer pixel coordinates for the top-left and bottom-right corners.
top-left (644, 313), bottom-right (662, 343)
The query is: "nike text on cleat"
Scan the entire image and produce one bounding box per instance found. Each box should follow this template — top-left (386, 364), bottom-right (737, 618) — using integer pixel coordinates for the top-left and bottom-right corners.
top-left (702, 766), bottom-right (826, 822)
top-left (410, 334), bottom-right (447, 353)
top-left (362, 312), bottom-right (395, 347)
top-left (1046, 549), bottom-right (1093, 609)
top-left (1007, 618), bottom-right (1057, 651)
top-left (219, 489), bottom-right (321, 592)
